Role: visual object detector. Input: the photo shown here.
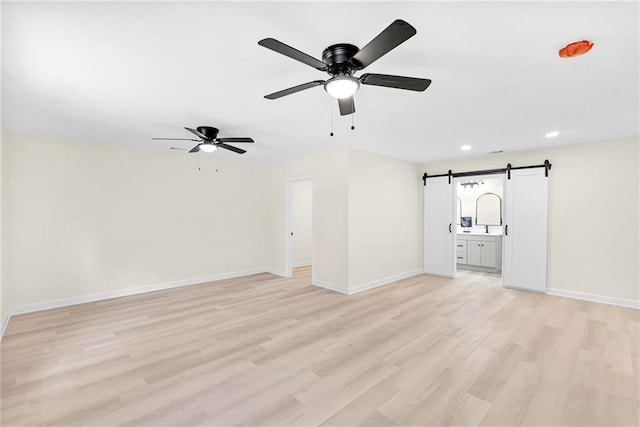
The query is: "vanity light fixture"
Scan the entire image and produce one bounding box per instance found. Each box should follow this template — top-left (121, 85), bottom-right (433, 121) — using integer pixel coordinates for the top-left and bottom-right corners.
top-left (460, 145), bottom-right (471, 151)
top-left (545, 131), bottom-right (559, 138)
top-left (460, 179), bottom-right (484, 189)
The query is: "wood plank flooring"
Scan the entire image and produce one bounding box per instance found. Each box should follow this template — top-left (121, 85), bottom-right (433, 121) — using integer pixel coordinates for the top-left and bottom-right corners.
top-left (1, 267), bottom-right (638, 426)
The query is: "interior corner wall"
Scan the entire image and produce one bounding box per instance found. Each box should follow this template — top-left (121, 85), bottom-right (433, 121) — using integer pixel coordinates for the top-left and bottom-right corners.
top-left (291, 180), bottom-right (312, 266)
top-left (422, 137), bottom-right (640, 303)
top-left (1, 129), bottom-right (5, 326)
top-left (347, 149), bottom-right (422, 290)
top-left (268, 149), bottom-right (349, 289)
top-left (2, 131), bottom-right (273, 310)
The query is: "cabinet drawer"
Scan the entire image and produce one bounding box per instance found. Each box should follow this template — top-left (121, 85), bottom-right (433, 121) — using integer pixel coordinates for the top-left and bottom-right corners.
top-left (456, 253), bottom-right (467, 264)
top-left (456, 240), bottom-right (467, 250)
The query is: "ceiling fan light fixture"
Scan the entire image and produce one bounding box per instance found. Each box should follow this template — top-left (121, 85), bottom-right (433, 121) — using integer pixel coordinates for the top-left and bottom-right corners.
top-left (324, 76), bottom-right (360, 99)
top-left (199, 143), bottom-right (217, 153)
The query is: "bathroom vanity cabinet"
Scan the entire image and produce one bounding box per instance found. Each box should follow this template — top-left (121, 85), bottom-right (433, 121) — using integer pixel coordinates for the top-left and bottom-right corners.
top-left (456, 233), bottom-right (502, 273)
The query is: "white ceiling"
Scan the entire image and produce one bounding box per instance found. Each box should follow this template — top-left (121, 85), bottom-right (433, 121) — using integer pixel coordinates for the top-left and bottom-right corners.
top-left (2, 1), bottom-right (639, 163)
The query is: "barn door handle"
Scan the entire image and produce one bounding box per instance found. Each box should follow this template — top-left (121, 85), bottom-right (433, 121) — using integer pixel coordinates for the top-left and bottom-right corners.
top-left (449, 223), bottom-right (452, 233)
top-left (505, 225), bottom-right (508, 236)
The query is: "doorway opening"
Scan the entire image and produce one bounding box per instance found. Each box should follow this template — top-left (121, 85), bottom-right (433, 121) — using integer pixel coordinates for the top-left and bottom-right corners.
top-left (453, 174), bottom-right (505, 282)
top-left (285, 177), bottom-right (313, 279)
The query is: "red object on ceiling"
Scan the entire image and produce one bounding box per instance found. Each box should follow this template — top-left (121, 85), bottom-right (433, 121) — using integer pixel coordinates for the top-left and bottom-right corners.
top-left (559, 40), bottom-right (594, 58)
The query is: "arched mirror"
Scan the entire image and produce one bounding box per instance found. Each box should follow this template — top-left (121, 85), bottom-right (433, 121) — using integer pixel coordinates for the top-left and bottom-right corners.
top-left (476, 192), bottom-right (502, 226)
top-left (456, 197), bottom-right (462, 225)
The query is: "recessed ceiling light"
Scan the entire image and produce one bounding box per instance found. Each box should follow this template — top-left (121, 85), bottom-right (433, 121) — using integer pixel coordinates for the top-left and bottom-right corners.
top-left (460, 145), bottom-right (471, 151)
top-left (545, 131), bottom-right (559, 138)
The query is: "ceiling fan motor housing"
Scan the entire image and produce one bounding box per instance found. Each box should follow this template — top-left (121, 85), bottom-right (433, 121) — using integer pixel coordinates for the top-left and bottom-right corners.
top-left (322, 43), bottom-right (361, 75)
top-left (196, 126), bottom-right (219, 140)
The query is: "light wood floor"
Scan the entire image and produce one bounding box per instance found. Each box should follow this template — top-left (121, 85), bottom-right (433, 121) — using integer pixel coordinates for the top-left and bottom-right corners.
top-left (2, 267), bottom-right (639, 426)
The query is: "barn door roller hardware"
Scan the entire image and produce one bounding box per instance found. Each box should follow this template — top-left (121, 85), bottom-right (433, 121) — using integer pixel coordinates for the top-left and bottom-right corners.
top-left (422, 160), bottom-right (552, 185)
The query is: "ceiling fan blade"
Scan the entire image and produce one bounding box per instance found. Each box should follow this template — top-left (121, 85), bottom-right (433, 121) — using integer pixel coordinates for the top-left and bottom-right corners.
top-left (217, 143), bottom-right (246, 154)
top-left (184, 127), bottom-right (208, 140)
top-left (216, 137), bottom-right (254, 143)
top-left (360, 73), bottom-right (431, 91)
top-left (258, 38), bottom-right (328, 71)
top-left (264, 80), bottom-right (325, 100)
top-left (350, 20), bottom-right (417, 69)
top-left (188, 144), bottom-right (200, 153)
top-left (338, 96), bottom-right (355, 116)
top-left (152, 137), bottom-right (199, 141)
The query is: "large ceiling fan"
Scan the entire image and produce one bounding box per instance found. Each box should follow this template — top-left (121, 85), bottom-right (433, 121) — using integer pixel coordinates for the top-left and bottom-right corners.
top-left (259, 19), bottom-right (431, 116)
top-left (152, 126), bottom-right (254, 154)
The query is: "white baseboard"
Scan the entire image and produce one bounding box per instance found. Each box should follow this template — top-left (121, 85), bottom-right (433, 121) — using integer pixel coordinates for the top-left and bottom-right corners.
top-left (264, 268), bottom-right (287, 277)
top-left (546, 288), bottom-right (640, 309)
top-left (312, 269), bottom-right (422, 296)
top-left (0, 267), bottom-right (284, 341)
top-left (293, 261), bottom-right (312, 268)
top-left (311, 278), bottom-right (349, 295)
top-left (349, 269), bottom-right (423, 295)
top-left (1, 314), bottom-right (10, 341)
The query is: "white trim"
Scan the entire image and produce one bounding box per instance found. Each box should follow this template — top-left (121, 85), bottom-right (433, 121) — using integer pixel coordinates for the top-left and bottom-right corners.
top-left (0, 267), bottom-right (284, 340)
top-left (312, 270), bottom-right (422, 296)
top-left (293, 261), bottom-right (312, 268)
top-left (1, 314), bottom-right (11, 341)
top-left (263, 268), bottom-right (287, 277)
top-left (311, 278), bottom-right (349, 295)
top-left (546, 288), bottom-right (640, 309)
top-left (349, 270), bottom-right (423, 294)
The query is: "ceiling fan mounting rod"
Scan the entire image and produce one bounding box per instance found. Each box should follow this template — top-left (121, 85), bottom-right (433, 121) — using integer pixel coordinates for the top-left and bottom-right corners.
top-left (196, 126), bottom-right (219, 140)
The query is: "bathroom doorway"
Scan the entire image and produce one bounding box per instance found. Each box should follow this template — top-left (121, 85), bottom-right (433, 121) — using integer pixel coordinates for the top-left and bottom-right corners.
top-left (454, 174), bottom-right (505, 280)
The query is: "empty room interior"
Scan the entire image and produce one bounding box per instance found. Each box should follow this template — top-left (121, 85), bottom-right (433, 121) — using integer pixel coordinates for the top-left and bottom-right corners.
top-left (1, 1), bottom-right (639, 426)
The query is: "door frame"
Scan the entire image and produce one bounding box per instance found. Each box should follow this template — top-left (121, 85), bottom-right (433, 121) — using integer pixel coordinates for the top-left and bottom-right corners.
top-left (285, 176), bottom-right (314, 278)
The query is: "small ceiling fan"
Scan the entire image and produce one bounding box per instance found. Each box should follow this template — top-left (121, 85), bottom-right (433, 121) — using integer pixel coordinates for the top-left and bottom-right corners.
top-left (259, 19), bottom-right (431, 116)
top-left (152, 126), bottom-right (254, 154)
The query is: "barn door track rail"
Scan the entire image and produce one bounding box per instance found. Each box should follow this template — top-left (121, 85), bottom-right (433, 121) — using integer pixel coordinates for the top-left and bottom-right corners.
top-left (422, 160), bottom-right (551, 185)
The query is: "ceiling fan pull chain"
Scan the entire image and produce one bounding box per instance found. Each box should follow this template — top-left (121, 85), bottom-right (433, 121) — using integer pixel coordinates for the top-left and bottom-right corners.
top-left (330, 99), bottom-right (334, 137)
top-left (351, 113), bottom-right (355, 131)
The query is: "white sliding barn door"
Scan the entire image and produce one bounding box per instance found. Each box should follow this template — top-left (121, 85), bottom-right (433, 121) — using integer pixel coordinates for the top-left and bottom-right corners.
top-left (424, 177), bottom-right (454, 277)
top-left (503, 168), bottom-right (549, 292)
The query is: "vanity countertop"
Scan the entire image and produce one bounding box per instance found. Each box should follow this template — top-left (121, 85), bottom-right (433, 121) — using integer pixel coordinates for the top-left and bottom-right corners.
top-left (457, 231), bottom-right (503, 237)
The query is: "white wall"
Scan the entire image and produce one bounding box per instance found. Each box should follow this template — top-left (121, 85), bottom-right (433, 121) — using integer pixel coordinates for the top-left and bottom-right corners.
top-left (347, 149), bottom-right (422, 289)
top-left (2, 132), bottom-right (637, 322)
top-left (291, 180), bottom-right (312, 266)
top-left (423, 137), bottom-right (640, 303)
top-left (1, 129), bottom-right (5, 327)
top-left (268, 149), bottom-right (349, 287)
top-left (2, 131), bottom-right (273, 309)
